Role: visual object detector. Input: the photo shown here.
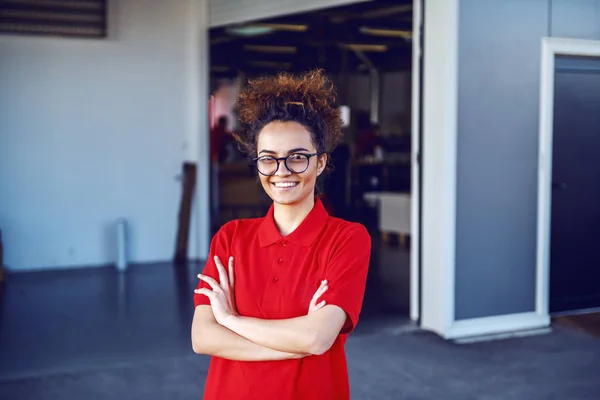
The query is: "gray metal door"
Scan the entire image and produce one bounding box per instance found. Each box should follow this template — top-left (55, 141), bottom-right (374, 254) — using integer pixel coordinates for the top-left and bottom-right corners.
top-left (550, 55), bottom-right (600, 314)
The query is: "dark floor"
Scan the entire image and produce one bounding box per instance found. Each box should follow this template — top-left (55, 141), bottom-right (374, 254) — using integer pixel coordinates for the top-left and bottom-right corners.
top-left (1, 312), bottom-right (600, 399)
top-left (1, 236), bottom-right (599, 399)
top-left (0, 232), bottom-right (411, 382)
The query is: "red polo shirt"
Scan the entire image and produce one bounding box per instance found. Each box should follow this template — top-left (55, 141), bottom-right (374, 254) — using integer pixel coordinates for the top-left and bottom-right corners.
top-left (194, 199), bottom-right (371, 400)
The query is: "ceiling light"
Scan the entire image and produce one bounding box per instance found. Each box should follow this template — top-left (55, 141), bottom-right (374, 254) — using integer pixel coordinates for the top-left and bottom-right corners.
top-left (342, 44), bottom-right (388, 52)
top-left (362, 4), bottom-right (412, 18)
top-left (226, 25), bottom-right (273, 36)
top-left (244, 45), bottom-right (297, 54)
top-left (360, 27), bottom-right (412, 39)
top-left (253, 23), bottom-right (308, 32)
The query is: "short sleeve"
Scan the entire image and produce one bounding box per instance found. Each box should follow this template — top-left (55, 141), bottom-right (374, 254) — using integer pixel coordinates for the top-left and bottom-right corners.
top-left (320, 224), bottom-right (371, 334)
top-left (193, 222), bottom-right (236, 308)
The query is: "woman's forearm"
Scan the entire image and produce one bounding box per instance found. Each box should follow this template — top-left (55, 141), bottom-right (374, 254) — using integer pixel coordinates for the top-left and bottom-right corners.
top-left (223, 306), bottom-right (346, 356)
top-left (192, 318), bottom-right (308, 361)
top-left (192, 306), bottom-right (308, 361)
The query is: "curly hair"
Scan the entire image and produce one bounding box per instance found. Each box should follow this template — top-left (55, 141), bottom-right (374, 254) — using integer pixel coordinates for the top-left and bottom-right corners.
top-left (232, 69), bottom-right (344, 170)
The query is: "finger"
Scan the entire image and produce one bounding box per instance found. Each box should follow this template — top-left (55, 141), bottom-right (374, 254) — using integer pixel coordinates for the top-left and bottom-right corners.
top-left (194, 288), bottom-right (215, 300)
top-left (312, 280), bottom-right (327, 296)
top-left (197, 274), bottom-right (221, 292)
top-left (228, 257), bottom-right (235, 288)
top-left (309, 284), bottom-right (327, 310)
top-left (313, 283), bottom-right (329, 300)
top-left (309, 300), bottom-right (327, 313)
top-left (213, 256), bottom-right (229, 289)
top-left (310, 288), bottom-right (327, 310)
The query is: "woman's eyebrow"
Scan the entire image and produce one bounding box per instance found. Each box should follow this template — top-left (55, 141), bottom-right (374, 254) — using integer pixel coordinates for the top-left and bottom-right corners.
top-left (287, 148), bottom-right (310, 153)
top-left (258, 148), bottom-right (310, 155)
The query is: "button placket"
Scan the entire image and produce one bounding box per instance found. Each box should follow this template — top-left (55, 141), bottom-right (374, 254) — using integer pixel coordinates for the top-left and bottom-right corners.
top-left (272, 240), bottom-right (286, 284)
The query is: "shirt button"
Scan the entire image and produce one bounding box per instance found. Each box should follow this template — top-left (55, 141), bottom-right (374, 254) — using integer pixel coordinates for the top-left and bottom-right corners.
top-left (281, 241), bottom-right (288, 247)
top-left (273, 277), bottom-right (279, 282)
top-left (278, 258), bottom-right (284, 264)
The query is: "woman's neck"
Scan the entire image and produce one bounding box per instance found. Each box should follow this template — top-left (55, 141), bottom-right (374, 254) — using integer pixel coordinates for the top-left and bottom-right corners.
top-left (273, 195), bottom-right (315, 236)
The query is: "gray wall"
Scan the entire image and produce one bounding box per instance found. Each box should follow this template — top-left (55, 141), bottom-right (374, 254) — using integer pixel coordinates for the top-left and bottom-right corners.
top-left (455, 0), bottom-right (600, 320)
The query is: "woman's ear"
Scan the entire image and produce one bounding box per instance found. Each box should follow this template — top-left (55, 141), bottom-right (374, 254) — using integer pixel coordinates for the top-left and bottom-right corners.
top-left (317, 154), bottom-right (328, 176)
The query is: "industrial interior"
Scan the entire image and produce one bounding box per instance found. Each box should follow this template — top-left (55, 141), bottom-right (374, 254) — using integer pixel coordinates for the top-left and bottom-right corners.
top-left (208, 0), bottom-right (415, 326)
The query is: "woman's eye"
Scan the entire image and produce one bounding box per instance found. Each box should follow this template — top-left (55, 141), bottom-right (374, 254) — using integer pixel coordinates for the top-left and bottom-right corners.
top-left (289, 154), bottom-right (304, 161)
top-left (260, 157), bottom-right (276, 164)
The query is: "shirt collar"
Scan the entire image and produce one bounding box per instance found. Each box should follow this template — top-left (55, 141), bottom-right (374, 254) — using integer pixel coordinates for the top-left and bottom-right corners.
top-left (258, 198), bottom-right (329, 247)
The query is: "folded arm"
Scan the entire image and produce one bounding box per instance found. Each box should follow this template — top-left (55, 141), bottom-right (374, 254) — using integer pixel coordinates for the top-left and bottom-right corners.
top-left (191, 306), bottom-right (310, 361)
top-left (222, 305), bottom-right (347, 356)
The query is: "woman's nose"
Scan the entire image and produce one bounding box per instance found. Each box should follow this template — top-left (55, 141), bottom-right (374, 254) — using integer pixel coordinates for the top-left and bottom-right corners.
top-left (275, 162), bottom-right (293, 176)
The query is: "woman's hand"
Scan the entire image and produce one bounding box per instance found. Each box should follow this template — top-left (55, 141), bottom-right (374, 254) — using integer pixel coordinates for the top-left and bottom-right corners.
top-left (195, 256), bottom-right (238, 325)
top-left (308, 280), bottom-right (328, 314)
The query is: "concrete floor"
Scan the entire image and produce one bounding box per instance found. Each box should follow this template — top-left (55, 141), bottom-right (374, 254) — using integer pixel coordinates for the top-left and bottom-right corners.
top-left (1, 312), bottom-right (599, 399)
top-left (1, 236), bottom-right (599, 399)
top-left (0, 234), bottom-right (412, 381)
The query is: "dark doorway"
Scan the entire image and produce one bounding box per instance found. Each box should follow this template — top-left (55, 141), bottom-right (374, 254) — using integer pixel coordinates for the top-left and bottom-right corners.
top-left (549, 55), bottom-right (600, 314)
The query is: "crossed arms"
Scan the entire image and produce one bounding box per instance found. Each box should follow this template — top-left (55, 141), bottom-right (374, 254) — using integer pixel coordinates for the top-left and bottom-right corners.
top-left (191, 256), bottom-right (347, 361)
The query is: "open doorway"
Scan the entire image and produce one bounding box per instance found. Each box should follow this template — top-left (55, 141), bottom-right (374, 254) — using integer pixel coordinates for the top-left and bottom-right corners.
top-left (207, 0), bottom-right (419, 330)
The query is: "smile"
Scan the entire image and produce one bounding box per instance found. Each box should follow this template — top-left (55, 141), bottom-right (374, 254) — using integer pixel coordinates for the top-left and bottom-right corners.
top-left (272, 182), bottom-right (299, 188)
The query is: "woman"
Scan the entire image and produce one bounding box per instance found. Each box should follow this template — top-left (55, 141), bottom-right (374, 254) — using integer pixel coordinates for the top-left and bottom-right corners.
top-left (192, 70), bottom-right (371, 400)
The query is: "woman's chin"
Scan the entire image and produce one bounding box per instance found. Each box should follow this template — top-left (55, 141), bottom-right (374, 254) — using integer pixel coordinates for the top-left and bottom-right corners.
top-left (271, 194), bottom-right (299, 205)
top-left (268, 190), bottom-right (309, 206)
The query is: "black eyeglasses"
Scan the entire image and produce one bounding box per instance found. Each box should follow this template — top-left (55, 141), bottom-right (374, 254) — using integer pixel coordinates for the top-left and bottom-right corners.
top-left (252, 153), bottom-right (320, 176)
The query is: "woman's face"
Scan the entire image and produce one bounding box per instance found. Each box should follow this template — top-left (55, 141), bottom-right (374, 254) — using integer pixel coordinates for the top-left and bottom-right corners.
top-left (256, 121), bottom-right (326, 207)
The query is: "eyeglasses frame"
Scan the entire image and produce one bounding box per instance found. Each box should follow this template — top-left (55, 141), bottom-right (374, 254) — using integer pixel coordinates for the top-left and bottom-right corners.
top-left (252, 152), bottom-right (321, 176)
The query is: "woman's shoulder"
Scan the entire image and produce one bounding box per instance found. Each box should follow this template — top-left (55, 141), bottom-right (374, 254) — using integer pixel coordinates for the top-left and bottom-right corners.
top-left (325, 216), bottom-right (371, 241)
top-left (213, 217), bottom-right (265, 240)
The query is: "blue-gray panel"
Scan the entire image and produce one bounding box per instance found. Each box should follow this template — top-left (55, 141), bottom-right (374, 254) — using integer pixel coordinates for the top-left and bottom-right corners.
top-left (551, 0), bottom-right (600, 40)
top-left (454, 0), bottom-right (549, 320)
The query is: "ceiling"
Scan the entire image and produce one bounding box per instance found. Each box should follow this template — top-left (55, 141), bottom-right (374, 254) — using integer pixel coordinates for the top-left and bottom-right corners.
top-left (209, 0), bottom-right (414, 79)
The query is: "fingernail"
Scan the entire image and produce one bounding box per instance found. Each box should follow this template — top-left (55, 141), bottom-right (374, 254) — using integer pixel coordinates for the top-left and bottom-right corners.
top-left (197, 274), bottom-right (202, 278)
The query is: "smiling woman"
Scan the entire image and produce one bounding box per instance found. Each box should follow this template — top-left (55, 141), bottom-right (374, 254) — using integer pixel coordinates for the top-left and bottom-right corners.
top-left (191, 69), bottom-right (372, 400)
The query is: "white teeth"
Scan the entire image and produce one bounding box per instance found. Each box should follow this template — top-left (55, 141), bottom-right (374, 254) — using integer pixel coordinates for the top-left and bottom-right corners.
top-left (274, 182), bottom-right (298, 188)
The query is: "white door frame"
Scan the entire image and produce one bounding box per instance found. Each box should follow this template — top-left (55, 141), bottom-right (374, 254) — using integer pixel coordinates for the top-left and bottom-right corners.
top-left (409, 0), bottom-right (422, 322)
top-left (190, 0), bottom-right (211, 258)
top-left (536, 37), bottom-right (600, 317)
top-left (417, 0), bottom-right (459, 337)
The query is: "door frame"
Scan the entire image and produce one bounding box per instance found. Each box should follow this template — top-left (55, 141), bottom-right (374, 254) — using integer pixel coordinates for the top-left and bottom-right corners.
top-left (409, 0), bottom-right (422, 322)
top-left (536, 37), bottom-right (600, 317)
top-left (197, 0), bottom-right (434, 327)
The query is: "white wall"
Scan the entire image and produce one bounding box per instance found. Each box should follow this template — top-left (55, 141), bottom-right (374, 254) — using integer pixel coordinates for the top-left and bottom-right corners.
top-left (0, 0), bottom-right (202, 271)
